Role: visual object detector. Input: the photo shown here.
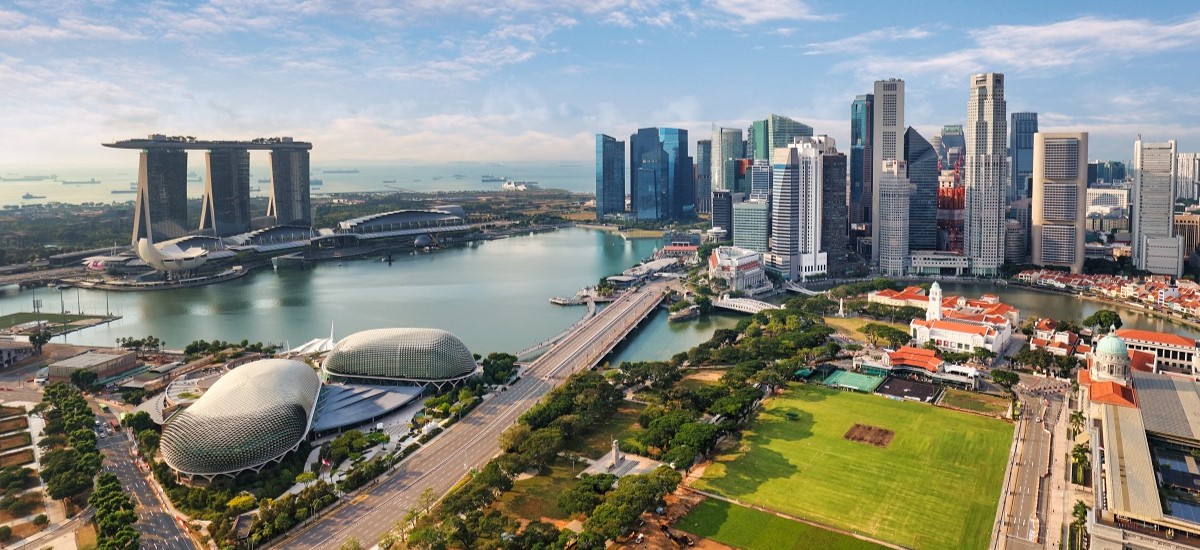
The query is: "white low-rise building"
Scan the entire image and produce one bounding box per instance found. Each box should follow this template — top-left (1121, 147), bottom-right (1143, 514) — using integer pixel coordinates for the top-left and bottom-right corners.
top-left (708, 246), bottom-right (769, 294)
top-left (908, 282), bottom-right (1013, 354)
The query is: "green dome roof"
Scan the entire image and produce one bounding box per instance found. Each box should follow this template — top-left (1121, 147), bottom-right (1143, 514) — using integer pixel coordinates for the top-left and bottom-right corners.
top-left (1096, 334), bottom-right (1128, 358)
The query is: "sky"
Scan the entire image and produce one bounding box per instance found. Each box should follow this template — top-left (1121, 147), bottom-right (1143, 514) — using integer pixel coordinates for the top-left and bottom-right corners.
top-left (2, 0), bottom-right (1199, 167)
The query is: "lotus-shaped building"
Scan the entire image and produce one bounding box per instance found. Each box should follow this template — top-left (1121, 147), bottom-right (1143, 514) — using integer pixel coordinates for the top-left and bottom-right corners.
top-left (322, 328), bottom-right (478, 389)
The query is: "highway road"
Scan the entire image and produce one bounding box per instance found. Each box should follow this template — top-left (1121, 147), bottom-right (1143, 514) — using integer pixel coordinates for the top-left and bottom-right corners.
top-left (1004, 382), bottom-right (1063, 550)
top-left (96, 412), bottom-right (196, 550)
top-left (275, 280), bottom-right (670, 549)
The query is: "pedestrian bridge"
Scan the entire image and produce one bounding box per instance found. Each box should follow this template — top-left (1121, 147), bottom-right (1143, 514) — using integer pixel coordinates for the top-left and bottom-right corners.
top-left (784, 281), bottom-right (826, 296)
top-left (713, 297), bottom-right (780, 314)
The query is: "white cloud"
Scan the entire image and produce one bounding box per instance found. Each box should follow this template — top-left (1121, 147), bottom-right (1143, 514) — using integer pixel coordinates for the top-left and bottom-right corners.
top-left (804, 27), bottom-right (930, 56)
top-left (703, 0), bottom-right (833, 24)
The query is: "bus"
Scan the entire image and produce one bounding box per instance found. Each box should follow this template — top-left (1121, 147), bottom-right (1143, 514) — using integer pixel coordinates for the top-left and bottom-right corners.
top-left (98, 403), bottom-right (110, 413)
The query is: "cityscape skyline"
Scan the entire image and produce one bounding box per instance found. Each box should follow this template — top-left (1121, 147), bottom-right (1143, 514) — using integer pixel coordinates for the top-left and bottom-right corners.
top-left (2, 3), bottom-right (1200, 167)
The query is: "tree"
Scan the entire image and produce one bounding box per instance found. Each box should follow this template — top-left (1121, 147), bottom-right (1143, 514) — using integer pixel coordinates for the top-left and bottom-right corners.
top-left (1082, 310), bottom-right (1123, 331)
top-left (992, 370), bottom-right (1019, 392)
top-left (32, 513), bottom-right (48, 528)
top-left (971, 348), bottom-right (997, 367)
top-left (227, 494), bottom-right (256, 515)
top-left (296, 471), bottom-right (317, 486)
top-left (122, 411), bottom-right (156, 434)
top-left (1072, 500), bottom-right (1089, 526)
top-left (1069, 411), bottom-right (1085, 436)
top-left (339, 538), bottom-right (365, 550)
top-left (1072, 443), bottom-right (1091, 481)
top-left (29, 329), bottom-right (52, 355)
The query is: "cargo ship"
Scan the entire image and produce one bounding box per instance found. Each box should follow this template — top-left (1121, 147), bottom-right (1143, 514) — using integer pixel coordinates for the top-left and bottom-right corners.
top-left (61, 178), bottom-right (101, 184)
top-left (482, 175), bottom-right (507, 183)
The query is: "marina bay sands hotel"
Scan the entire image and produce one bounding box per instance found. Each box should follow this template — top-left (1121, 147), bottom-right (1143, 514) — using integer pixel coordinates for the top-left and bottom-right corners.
top-left (103, 134), bottom-right (313, 244)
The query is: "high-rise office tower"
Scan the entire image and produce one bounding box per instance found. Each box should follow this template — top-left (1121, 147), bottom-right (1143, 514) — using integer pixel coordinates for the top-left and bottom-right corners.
top-left (871, 78), bottom-right (904, 267)
top-left (595, 134), bottom-right (626, 220)
top-left (877, 160), bottom-right (910, 277)
top-left (694, 140), bottom-right (712, 214)
top-left (749, 114), bottom-right (813, 162)
top-left (1178, 152), bottom-right (1199, 201)
top-left (850, 94), bottom-right (874, 226)
top-left (1007, 198), bottom-right (1032, 263)
top-left (747, 160), bottom-right (771, 199)
top-left (964, 73), bottom-right (1008, 276)
top-left (132, 148), bottom-right (189, 244)
top-left (712, 127), bottom-right (744, 193)
top-left (941, 125), bottom-right (965, 168)
top-left (1132, 139), bottom-right (1180, 275)
top-left (200, 147), bottom-right (251, 237)
top-left (733, 199), bottom-right (769, 253)
top-left (629, 128), bottom-right (694, 221)
top-left (768, 137), bottom-right (828, 280)
top-left (711, 190), bottom-right (737, 240)
top-left (821, 143), bottom-right (849, 277)
top-left (904, 127), bottom-right (938, 251)
top-left (1009, 112), bottom-right (1038, 201)
top-left (1031, 132), bottom-right (1088, 274)
top-left (267, 148), bottom-right (312, 226)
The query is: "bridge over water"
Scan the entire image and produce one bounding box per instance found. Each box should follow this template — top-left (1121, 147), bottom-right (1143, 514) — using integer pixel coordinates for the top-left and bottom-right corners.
top-left (274, 280), bottom-right (672, 549)
top-left (712, 296), bottom-right (780, 314)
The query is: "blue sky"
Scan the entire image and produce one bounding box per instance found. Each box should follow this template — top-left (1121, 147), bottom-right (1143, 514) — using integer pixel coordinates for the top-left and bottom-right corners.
top-left (2, 0), bottom-right (1199, 166)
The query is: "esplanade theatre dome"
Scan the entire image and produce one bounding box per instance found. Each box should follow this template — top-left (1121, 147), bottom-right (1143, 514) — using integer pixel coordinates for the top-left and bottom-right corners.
top-left (322, 328), bottom-right (478, 385)
top-left (160, 359), bottom-right (320, 480)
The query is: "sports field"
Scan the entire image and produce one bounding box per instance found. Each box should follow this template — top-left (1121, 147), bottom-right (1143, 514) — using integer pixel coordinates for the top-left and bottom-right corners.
top-left (693, 384), bottom-right (1013, 550)
top-left (678, 499), bottom-right (884, 550)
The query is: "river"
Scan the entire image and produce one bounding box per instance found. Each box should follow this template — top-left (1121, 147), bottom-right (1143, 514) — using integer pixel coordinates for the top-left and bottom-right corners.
top-left (1, 231), bottom-right (1196, 362)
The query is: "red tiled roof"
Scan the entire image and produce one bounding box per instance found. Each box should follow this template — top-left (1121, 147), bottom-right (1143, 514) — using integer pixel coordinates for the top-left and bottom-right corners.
top-left (887, 346), bottom-right (942, 373)
top-left (1114, 329), bottom-right (1197, 348)
top-left (1130, 349), bottom-right (1156, 372)
top-left (1091, 381), bottom-right (1138, 408)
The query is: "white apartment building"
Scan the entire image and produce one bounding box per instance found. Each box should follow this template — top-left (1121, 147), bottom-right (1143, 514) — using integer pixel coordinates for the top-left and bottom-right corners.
top-left (1132, 139), bottom-right (1179, 275)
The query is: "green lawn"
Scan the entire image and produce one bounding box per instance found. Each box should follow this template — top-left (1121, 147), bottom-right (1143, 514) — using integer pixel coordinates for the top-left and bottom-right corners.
top-left (678, 499), bottom-right (884, 550)
top-left (0, 311), bottom-right (117, 335)
top-left (821, 317), bottom-right (909, 344)
top-left (694, 384), bottom-right (1013, 550)
top-left (563, 402), bottom-right (645, 459)
top-left (940, 388), bottom-right (1010, 416)
top-left (491, 457), bottom-right (583, 522)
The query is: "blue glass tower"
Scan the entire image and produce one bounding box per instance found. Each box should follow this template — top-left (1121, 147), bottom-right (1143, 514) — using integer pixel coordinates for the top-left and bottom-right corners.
top-left (1010, 112), bottom-right (1038, 201)
top-left (629, 127), bottom-right (694, 221)
top-left (850, 94), bottom-right (873, 225)
top-left (595, 134), bottom-right (625, 220)
top-left (904, 127), bottom-right (939, 251)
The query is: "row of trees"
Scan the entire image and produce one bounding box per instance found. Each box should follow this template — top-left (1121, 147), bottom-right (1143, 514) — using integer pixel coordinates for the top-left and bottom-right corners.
top-left (182, 339), bottom-right (278, 358)
top-left (115, 335), bottom-right (163, 352)
top-left (89, 473), bottom-right (139, 550)
top-left (35, 383), bottom-right (102, 504)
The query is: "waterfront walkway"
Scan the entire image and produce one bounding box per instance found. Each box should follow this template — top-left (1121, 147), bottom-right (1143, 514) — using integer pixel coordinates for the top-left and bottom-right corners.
top-left (274, 280), bottom-right (671, 549)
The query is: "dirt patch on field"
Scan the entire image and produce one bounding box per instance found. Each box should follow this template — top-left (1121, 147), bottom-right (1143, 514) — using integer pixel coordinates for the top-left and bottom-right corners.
top-left (844, 423), bottom-right (894, 448)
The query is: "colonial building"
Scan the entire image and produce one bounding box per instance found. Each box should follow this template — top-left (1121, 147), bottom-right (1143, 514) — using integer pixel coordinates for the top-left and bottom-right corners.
top-left (908, 282), bottom-right (1013, 354)
top-left (707, 246), bottom-right (769, 294)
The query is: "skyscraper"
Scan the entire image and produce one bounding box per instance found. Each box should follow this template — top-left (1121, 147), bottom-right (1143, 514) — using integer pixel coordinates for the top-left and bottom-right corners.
top-left (904, 127), bottom-right (938, 251)
top-left (871, 79), bottom-right (904, 267)
top-left (733, 199), bottom-right (769, 253)
top-left (850, 94), bottom-right (874, 226)
top-left (747, 160), bottom-right (771, 199)
top-left (941, 125), bottom-right (965, 168)
top-left (595, 134), bottom-right (626, 220)
top-left (1031, 132), bottom-right (1088, 274)
top-left (1178, 152), bottom-right (1199, 201)
top-left (877, 160), bottom-right (910, 277)
top-left (629, 128), bottom-right (694, 221)
top-left (200, 147), bottom-right (251, 237)
top-left (964, 73), bottom-right (1008, 276)
top-left (821, 144), bottom-right (849, 277)
top-left (694, 139), bottom-right (712, 214)
top-left (132, 148), bottom-right (189, 244)
top-left (749, 114), bottom-right (813, 162)
top-left (1132, 139), bottom-right (1181, 275)
top-left (768, 137), bottom-right (828, 281)
top-left (711, 190), bottom-right (740, 241)
top-left (712, 127), bottom-right (744, 193)
top-left (267, 148), bottom-right (312, 227)
top-left (1009, 112), bottom-right (1038, 201)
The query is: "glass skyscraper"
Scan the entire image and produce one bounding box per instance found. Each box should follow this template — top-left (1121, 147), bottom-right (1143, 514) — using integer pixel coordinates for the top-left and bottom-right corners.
top-left (694, 140), bottom-right (711, 214)
top-left (133, 148), bottom-right (189, 244)
top-left (850, 94), bottom-right (873, 225)
top-left (629, 128), bottom-right (693, 221)
top-left (595, 134), bottom-right (626, 220)
top-left (1009, 112), bottom-right (1038, 201)
top-left (821, 147), bottom-right (849, 277)
top-left (750, 114), bottom-right (813, 162)
top-left (733, 199), bottom-right (769, 253)
top-left (200, 147), bottom-right (252, 237)
top-left (905, 127), bottom-right (939, 251)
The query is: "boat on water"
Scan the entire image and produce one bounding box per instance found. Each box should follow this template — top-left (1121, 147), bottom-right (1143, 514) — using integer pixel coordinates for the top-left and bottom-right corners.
top-left (432, 176), bottom-right (443, 181)
top-left (323, 169), bottom-right (359, 174)
top-left (2, 174), bottom-right (56, 182)
top-left (249, 186), bottom-right (262, 193)
top-left (310, 179), bottom-right (324, 187)
top-left (482, 175), bottom-right (507, 183)
top-left (382, 179), bottom-right (397, 184)
top-left (110, 189), bottom-right (136, 194)
top-left (21, 192), bottom-right (45, 199)
top-left (452, 174), bottom-right (466, 179)
top-left (257, 178), bottom-right (270, 183)
top-left (61, 178), bottom-right (100, 184)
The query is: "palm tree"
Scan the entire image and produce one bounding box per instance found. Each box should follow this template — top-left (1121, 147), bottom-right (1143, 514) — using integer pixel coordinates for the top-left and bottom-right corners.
top-left (1072, 500), bottom-right (1089, 526)
top-left (1069, 410), bottom-right (1085, 436)
top-left (1072, 443), bottom-right (1092, 483)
